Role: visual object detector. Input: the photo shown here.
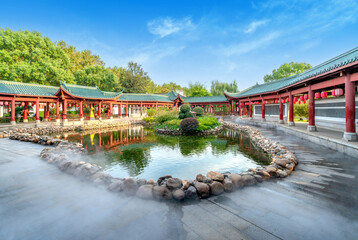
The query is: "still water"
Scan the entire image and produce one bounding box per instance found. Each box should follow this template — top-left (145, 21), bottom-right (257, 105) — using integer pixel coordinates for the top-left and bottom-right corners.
top-left (62, 126), bottom-right (269, 180)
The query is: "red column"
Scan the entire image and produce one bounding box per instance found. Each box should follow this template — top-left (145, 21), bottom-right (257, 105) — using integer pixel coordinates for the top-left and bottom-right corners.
top-left (46, 102), bottom-right (50, 121)
top-left (249, 100), bottom-right (252, 118)
top-left (63, 100), bottom-right (67, 121)
top-left (110, 103), bottom-right (113, 119)
top-left (80, 101), bottom-right (83, 120)
top-left (308, 84), bottom-right (317, 131)
top-left (279, 96), bottom-right (284, 123)
top-left (344, 72), bottom-right (357, 141)
top-left (261, 98), bottom-right (265, 121)
top-left (140, 103), bottom-right (143, 116)
top-left (10, 98), bottom-right (15, 124)
top-left (56, 101), bottom-right (60, 121)
top-left (23, 102), bottom-right (28, 122)
top-left (35, 99), bottom-right (40, 122)
top-left (98, 102), bottom-right (101, 119)
top-left (288, 92), bottom-right (295, 126)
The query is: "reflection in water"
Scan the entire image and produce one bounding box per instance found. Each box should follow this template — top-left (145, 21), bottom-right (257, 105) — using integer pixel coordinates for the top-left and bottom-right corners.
top-left (63, 126), bottom-right (269, 180)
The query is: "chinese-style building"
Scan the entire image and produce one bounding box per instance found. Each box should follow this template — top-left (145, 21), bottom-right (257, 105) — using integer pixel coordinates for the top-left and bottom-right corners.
top-left (0, 47), bottom-right (358, 141)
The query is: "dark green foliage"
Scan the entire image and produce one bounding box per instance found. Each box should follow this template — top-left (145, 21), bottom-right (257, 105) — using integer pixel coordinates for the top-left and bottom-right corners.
top-left (193, 107), bottom-right (204, 116)
top-left (294, 103), bottom-right (309, 118)
top-left (197, 116), bottom-right (220, 131)
top-left (179, 112), bottom-right (185, 119)
top-left (180, 117), bottom-right (199, 134)
top-left (264, 62), bottom-right (312, 82)
top-left (180, 104), bottom-right (191, 113)
top-left (184, 111), bottom-right (194, 118)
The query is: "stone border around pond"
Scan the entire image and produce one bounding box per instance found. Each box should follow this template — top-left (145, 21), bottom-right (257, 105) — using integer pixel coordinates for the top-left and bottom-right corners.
top-left (155, 124), bottom-right (224, 136)
top-left (0, 121), bottom-right (298, 202)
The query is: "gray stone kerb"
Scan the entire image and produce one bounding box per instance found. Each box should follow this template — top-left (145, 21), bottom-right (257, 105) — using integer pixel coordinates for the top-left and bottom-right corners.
top-left (0, 122), bottom-right (298, 202)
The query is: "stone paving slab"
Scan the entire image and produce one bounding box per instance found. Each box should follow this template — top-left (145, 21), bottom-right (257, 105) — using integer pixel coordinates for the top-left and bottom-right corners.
top-left (1, 120), bottom-right (358, 240)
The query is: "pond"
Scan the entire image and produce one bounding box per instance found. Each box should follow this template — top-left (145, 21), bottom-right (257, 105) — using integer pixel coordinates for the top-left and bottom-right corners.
top-left (60, 126), bottom-right (270, 180)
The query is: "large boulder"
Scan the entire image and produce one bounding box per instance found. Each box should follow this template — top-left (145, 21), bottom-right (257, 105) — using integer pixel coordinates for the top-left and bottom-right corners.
top-left (166, 178), bottom-right (182, 190)
top-left (242, 175), bottom-right (256, 186)
top-left (172, 189), bottom-right (185, 201)
top-left (196, 174), bottom-right (206, 182)
top-left (256, 170), bottom-right (271, 179)
top-left (231, 173), bottom-right (244, 188)
top-left (136, 185), bottom-right (154, 200)
top-left (107, 179), bottom-right (123, 192)
top-left (157, 175), bottom-right (172, 186)
top-left (206, 171), bottom-right (224, 182)
top-left (195, 182), bottom-right (210, 198)
top-left (275, 159), bottom-right (289, 168)
top-left (223, 178), bottom-right (234, 192)
top-left (266, 165), bottom-right (278, 177)
top-left (210, 181), bottom-right (224, 195)
top-left (185, 186), bottom-right (198, 200)
top-left (153, 186), bottom-right (172, 200)
top-left (123, 178), bottom-right (138, 196)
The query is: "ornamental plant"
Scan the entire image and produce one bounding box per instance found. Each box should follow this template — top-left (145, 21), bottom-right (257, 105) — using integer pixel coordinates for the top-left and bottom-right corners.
top-left (179, 117), bottom-right (199, 134)
top-left (180, 104), bottom-right (191, 113)
top-left (193, 107), bottom-right (204, 117)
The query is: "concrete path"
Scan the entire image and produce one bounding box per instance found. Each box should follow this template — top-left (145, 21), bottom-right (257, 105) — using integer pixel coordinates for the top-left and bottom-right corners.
top-left (1, 121), bottom-right (358, 240)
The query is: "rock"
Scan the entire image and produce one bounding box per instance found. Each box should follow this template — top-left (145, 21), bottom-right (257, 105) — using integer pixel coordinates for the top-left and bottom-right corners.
top-left (195, 182), bottom-right (210, 198)
top-left (185, 186), bottom-right (198, 200)
top-left (147, 179), bottom-right (155, 185)
top-left (153, 186), bottom-right (172, 200)
top-left (256, 170), bottom-right (271, 179)
top-left (206, 171), bottom-right (224, 182)
top-left (253, 174), bottom-right (263, 183)
top-left (223, 178), bottom-right (234, 192)
top-left (242, 175), bottom-right (256, 186)
top-left (286, 163), bottom-right (295, 173)
top-left (231, 173), bottom-right (244, 188)
top-left (210, 181), bottom-right (224, 195)
top-left (275, 159), bottom-right (288, 168)
top-left (182, 180), bottom-right (190, 190)
top-left (136, 178), bottom-right (147, 186)
top-left (203, 178), bottom-right (213, 184)
top-left (196, 174), bottom-right (206, 182)
top-left (123, 178), bottom-right (138, 196)
top-left (266, 165), bottom-right (278, 177)
top-left (136, 185), bottom-right (153, 199)
top-left (172, 189), bottom-right (185, 201)
top-left (157, 175), bottom-right (172, 186)
top-left (108, 180), bottom-right (123, 192)
top-left (166, 178), bottom-right (182, 190)
top-left (277, 169), bottom-right (288, 178)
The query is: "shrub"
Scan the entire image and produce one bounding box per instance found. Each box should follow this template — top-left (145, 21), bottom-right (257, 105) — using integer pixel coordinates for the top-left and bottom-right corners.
top-left (184, 111), bottom-right (194, 118)
top-left (179, 112), bottom-right (185, 119)
top-left (197, 116), bottom-right (220, 131)
top-left (164, 119), bottom-right (181, 127)
top-left (143, 116), bottom-right (155, 123)
top-left (155, 109), bottom-right (177, 123)
top-left (193, 107), bottom-right (204, 116)
top-left (294, 103), bottom-right (308, 119)
top-left (180, 117), bottom-right (199, 134)
top-left (147, 108), bottom-right (156, 117)
top-left (180, 104), bottom-right (191, 113)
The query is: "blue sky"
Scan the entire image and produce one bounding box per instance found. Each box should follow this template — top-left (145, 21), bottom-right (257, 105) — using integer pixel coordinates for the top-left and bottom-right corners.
top-left (1, 0), bottom-right (358, 91)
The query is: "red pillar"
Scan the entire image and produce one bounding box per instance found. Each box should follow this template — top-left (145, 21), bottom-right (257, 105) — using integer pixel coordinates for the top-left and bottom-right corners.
top-left (110, 103), bottom-right (113, 119)
top-left (279, 96), bottom-right (284, 123)
top-left (10, 98), bottom-right (15, 124)
top-left (46, 102), bottom-right (50, 121)
top-left (140, 103), bottom-right (143, 116)
top-left (56, 101), bottom-right (60, 122)
top-left (249, 100), bottom-right (252, 119)
top-left (344, 72), bottom-right (357, 141)
top-left (98, 102), bottom-right (102, 119)
top-left (63, 100), bottom-right (67, 121)
top-left (23, 102), bottom-right (28, 122)
top-left (308, 84), bottom-right (317, 131)
top-left (35, 99), bottom-right (40, 123)
top-left (261, 98), bottom-right (265, 121)
top-left (80, 101), bottom-right (83, 120)
top-left (288, 92), bottom-right (295, 126)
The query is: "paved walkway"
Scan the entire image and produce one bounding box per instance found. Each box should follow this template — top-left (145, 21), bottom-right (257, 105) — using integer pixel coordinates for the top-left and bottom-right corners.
top-left (1, 122), bottom-right (358, 240)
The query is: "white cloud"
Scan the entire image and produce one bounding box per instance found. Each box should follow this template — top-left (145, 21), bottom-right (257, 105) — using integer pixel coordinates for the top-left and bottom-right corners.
top-left (244, 20), bottom-right (268, 34)
top-left (147, 17), bottom-right (196, 38)
top-left (223, 31), bottom-right (281, 56)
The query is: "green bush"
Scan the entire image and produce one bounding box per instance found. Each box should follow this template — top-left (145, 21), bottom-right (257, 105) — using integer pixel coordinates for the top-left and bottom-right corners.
top-left (197, 116), bottom-right (220, 131)
top-left (193, 107), bottom-right (204, 116)
top-left (180, 104), bottom-right (191, 113)
top-left (154, 109), bottom-right (177, 123)
top-left (164, 119), bottom-right (181, 127)
top-left (294, 103), bottom-right (308, 119)
top-left (147, 108), bottom-right (156, 117)
top-left (184, 112), bottom-right (194, 118)
top-left (143, 116), bottom-right (155, 123)
top-left (180, 117), bottom-right (199, 134)
top-left (179, 112), bottom-right (185, 119)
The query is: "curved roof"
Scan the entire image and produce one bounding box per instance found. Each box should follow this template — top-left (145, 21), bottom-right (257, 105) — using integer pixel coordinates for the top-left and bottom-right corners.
top-left (118, 93), bottom-right (172, 102)
top-left (0, 80), bottom-right (59, 97)
top-left (225, 46), bottom-right (358, 98)
top-left (61, 82), bottom-right (122, 99)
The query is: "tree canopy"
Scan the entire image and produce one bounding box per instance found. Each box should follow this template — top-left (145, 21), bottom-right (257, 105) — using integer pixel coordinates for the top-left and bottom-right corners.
top-left (264, 62), bottom-right (312, 82)
top-left (210, 80), bottom-right (239, 95)
top-left (185, 82), bottom-right (211, 97)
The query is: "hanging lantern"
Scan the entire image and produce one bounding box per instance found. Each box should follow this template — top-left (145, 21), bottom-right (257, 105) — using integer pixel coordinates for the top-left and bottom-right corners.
top-left (304, 94), bottom-right (308, 100)
top-left (75, 103), bottom-right (79, 107)
top-left (50, 103), bottom-right (54, 108)
top-left (299, 96), bottom-right (304, 101)
top-left (332, 90), bottom-right (336, 97)
top-left (68, 103), bottom-right (72, 108)
top-left (5, 101), bottom-right (9, 106)
top-left (84, 104), bottom-right (88, 108)
top-left (275, 100), bottom-right (278, 104)
top-left (294, 97), bottom-right (298, 102)
top-left (298, 101), bottom-right (301, 104)
top-left (286, 98), bottom-right (289, 103)
top-left (315, 92), bottom-right (321, 99)
top-left (281, 99), bottom-right (285, 104)
top-left (321, 91), bottom-right (327, 98)
top-left (303, 100), bottom-right (306, 104)
top-left (334, 88), bottom-right (343, 96)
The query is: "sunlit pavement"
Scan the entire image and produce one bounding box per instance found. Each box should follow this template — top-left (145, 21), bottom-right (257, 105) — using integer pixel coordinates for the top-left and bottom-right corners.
top-left (1, 121), bottom-right (357, 239)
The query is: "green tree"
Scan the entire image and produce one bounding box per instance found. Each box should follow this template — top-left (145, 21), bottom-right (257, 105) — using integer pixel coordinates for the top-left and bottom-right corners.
top-left (185, 82), bottom-right (211, 97)
top-left (0, 28), bottom-right (74, 85)
top-left (74, 65), bottom-right (120, 91)
top-left (121, 62), bottom-right (152, 93)
top-left (210, 80), bottom-right (239, 95)
top-left (264, 62), bottom-right (312, 82)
